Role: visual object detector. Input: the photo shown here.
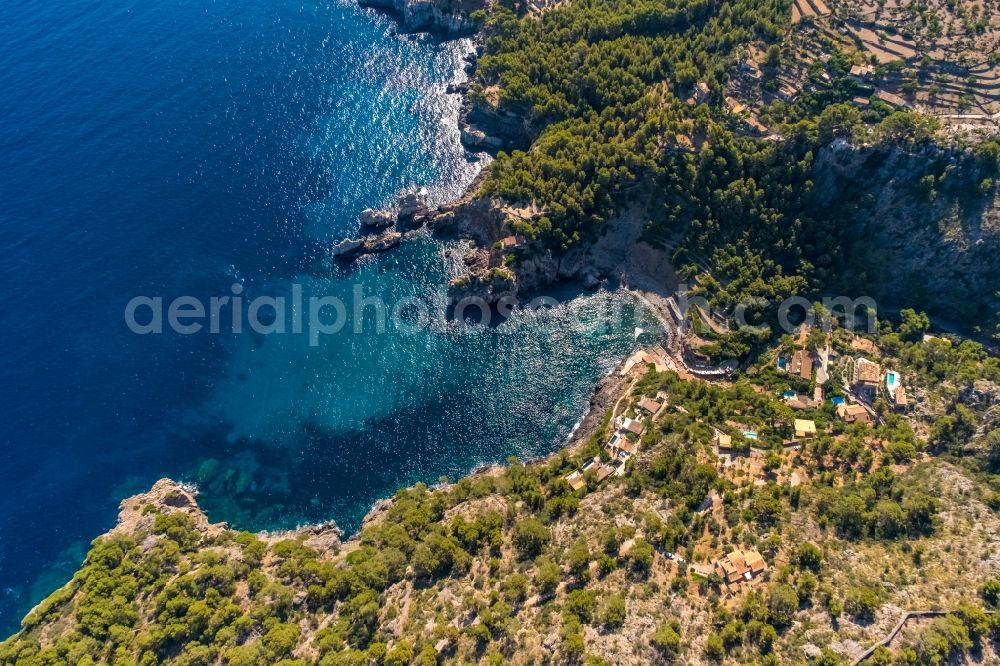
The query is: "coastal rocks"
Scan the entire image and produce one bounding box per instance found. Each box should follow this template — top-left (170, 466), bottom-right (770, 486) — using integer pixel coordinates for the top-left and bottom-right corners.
top-left (513, 247), bottom-right (604, 292)
top-left (462, 53), bottom-right (477, 76)
top-left (459, 95), bottom-right (532, 153)
top-left (460, 127), bottom-right (504, 150)
top-left (332, 231), bottom-right (402, 259)
top-left (360, 208), bottom-right (395, 230)
top-left (556, 248), bottom-right (588, 280)
top-left (433, 194), bottom-right (506, 245)
top-left (428, 210), bottom-right (456, 231)
top-left (114, 479), bottom-right (222, 539)
top-left (581, 270), bottom-right (601, 290)
top-left (448, 270), bottom-right (516, 306)
top-left (396, 191), bottom-right (430, 229)
top-left (366, 230), bottom-right (403, 253)
top-left (428, 192), bottom-right (610, 300)
top-left (332, 237), bottom-right (365, 257)
top-left (268, 521), bottom-right (344, 554)
top-left (360, 497), bottom-right (395, 531)
top-left (112, 478), bottom-right (344, 557)
top-left (445, 245), bottom-right (519, 306)
top-left (358, 0), bottom-right (490, 36)
top-left (333, 190), bottom-right (429, 260)
top-left (512, 253), bottom-right (559, 293)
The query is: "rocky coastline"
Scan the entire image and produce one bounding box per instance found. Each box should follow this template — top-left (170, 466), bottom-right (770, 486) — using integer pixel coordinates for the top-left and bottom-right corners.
top-left (357, 0), bottom-right (490, 36)
top-left (331, 70), bottom-right (604, 306)
top-left (334, 0), bottom-right (610, 306)
top-left (333, 177), bottom-right (612, 306)
top-left (112, 479), bottom-right (345, 552)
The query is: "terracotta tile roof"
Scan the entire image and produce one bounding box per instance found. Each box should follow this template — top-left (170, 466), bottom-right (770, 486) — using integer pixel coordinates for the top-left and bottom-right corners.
top-left (565, 471), bottom-right (586, 491)
top-left (836, 403), bottom-right (872, 423)
top-left (616, 439), bottom-right (638, 455)
top-left (855, 358), bottom-right (881, 385)
top-left (622, 418), bottom-right (645, 436)
top-left (875, 89), bottom-right (907, 108)
top-left (744, 550), bottom-right (766, 574)
top-left (714, 548), bottom-right (767, 584)
top-left (792, 349), bottom-right (814, 381)
top-left (638, 397), bottom-right (663, 415)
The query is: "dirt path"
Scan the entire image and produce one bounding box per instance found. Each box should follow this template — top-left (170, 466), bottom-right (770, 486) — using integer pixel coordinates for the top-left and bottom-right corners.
top-left (611, 376), bottom-right (640, 421)
top-left (850, 610), bottom-right (996, 664)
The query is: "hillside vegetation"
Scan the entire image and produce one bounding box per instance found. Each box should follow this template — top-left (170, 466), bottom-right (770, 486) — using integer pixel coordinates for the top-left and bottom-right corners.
top-left (5, 0), bottom-right (1000, 664)
top-left (4, 322), bottom-right (1000, 665)
top-left (471, 0), bottom-right (1000, 344)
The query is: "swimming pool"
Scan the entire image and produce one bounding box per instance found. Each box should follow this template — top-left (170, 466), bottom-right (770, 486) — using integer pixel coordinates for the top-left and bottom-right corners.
top-left (886, 371), bottom-right (898, 391)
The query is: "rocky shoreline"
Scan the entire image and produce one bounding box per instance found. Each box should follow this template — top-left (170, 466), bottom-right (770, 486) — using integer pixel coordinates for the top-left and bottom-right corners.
top-left (107, 338), bottom-right (641, 555)
top-left (335, 0), bottom-right (607, 306)
top-left (331, 114), bottom-right (605, 307)
top-left (357, 0), bottom-right (489, 36)
top-left (332, 178), bottom-right (614, 306)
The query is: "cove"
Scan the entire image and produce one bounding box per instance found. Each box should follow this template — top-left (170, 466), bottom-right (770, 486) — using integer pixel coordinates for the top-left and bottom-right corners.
top-left (0, 0), bottom-right (655, 635)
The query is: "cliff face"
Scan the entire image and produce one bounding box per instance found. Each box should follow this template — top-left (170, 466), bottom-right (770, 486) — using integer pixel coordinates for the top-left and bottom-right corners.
top-left (814, 140), bottom-right (1000, 326)
top-left (358, 0), bottom-right (490, 35)
top-left (457, 89), bottom-right (533, 152)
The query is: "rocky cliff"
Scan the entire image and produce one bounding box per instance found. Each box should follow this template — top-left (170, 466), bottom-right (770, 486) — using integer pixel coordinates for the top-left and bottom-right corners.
top-left (452, 82), bottom-right (533, 152)
top-left (814, 140), bottom-right (1000, 327)
top-left (358, 0), bottom-right (490, 35)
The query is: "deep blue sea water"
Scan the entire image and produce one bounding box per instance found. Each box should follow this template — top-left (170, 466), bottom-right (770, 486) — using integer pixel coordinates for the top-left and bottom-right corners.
top-left (0, 0), bottom-right (655, 635)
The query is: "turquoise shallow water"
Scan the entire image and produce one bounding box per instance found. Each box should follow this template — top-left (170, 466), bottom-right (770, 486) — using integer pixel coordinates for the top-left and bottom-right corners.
top-left (188, 238), bottom-right (659, 531)
top-left (0, 0), bottom-right (657, 634)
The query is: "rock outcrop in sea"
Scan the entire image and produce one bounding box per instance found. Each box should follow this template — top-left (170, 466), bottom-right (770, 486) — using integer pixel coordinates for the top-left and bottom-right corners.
top-left (332, 230), bottom-right (403, 258)
top-left (332, 183), bottom-right (608, 306)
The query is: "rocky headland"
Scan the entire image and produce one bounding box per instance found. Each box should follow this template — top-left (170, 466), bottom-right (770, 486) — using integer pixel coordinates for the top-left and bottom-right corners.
top-left (330, 68), bottom-right (619, 307)
top-left (333, 0), bottom-right (590, 306)
top-left (333, 179), bottom-right (617, 307)
top-left (113, 478), bottom-right (345, 554)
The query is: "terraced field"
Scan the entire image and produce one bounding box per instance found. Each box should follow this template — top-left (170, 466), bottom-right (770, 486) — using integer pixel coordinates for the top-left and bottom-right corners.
top-left (792, 0), bottom-right (832, 23)
top-left (792, 0), bottom-right (1000, 127)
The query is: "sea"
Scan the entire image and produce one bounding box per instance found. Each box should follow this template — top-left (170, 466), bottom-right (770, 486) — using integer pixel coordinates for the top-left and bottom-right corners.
top-left (0, 0), bottom-right (657, 635)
